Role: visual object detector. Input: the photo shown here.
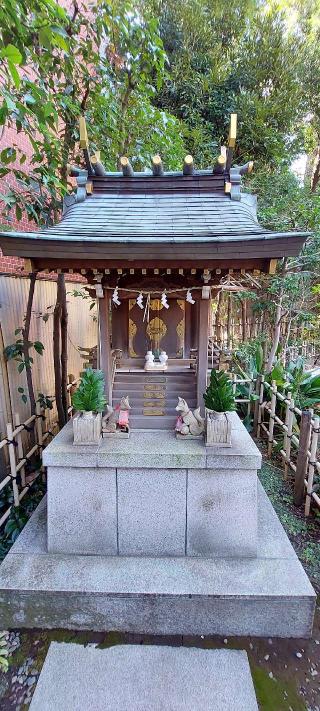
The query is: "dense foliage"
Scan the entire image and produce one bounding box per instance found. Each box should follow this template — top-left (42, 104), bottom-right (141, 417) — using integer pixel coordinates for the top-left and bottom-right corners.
top-left (0, 0), bottom-right (319, 364)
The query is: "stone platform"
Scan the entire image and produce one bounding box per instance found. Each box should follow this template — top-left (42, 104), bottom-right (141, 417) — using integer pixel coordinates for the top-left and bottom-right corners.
top-left (0, 483), bottom-right (315, 637)
top-left (43, 415), bottom-right (261, 558)
top-left (29, 643), bottom-right (258, 711)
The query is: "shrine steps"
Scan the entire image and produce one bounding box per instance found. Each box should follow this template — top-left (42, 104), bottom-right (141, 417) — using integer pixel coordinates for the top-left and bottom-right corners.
top-left (113, 369), bottom-right (197, 430)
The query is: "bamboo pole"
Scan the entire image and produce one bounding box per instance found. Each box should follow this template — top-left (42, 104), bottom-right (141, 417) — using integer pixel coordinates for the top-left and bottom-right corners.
top-left (283, 393), bottom-right (293, 480)
top-left (257, 375), bottom-right (265, 440)
top-left (15, 413), bottom-right (25, 487)
top-left (252, 375), bottom-right (261, 437)
top-left (241, 299), bottom-right (247, 341)
top-left (6, 422), bottom-right (19, 507)
top-left (247, 375), bottom-right (253, 420)
top-left (267, 381), bottom-right (277, 458)
top-left (35, 401), bottom-right (43, 453)
top-left (305, 415), bottom-right (319, 516)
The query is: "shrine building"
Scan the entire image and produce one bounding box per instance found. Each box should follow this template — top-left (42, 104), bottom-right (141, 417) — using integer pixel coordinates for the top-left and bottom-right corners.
top-left (0, 115), bottom-right (309, 427)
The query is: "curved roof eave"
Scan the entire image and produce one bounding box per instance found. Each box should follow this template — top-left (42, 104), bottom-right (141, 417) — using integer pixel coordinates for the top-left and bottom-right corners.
top-left (0, 229), bottom-right (311, 244)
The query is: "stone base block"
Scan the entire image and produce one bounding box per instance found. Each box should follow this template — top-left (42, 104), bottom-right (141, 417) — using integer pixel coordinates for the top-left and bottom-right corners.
top-left (0, 484), bottom-right (315, 637)
top-left (45, 419), bottom-right (259, 557)
top-left (30, 644), bottom-right (258, 711)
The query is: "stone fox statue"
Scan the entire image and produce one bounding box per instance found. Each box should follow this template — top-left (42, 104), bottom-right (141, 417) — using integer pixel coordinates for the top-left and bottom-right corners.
top-left (175, 397), bottom-right (204, 436)
top-left (102, 396), bottom-right (131, 432)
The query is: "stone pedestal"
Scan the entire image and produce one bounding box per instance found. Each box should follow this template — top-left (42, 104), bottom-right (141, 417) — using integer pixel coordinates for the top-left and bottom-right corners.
top-left (43, 413), bottom-right (260, 558)
top-left (1, 412), bottom-right (313, 638)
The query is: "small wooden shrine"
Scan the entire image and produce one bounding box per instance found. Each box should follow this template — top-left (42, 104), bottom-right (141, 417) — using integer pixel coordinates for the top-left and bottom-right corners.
top-left (0, 115), bottom-right (308, 421)
top-left (0, 119), bottom-right (315, 642)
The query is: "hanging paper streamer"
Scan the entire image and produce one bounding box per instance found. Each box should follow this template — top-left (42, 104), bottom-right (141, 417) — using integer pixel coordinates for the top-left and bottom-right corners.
top-left (161, 291), bottom-right (169, 309)
top-left (112, 286), bottom-right (121, 306)
top-left (186, 289), bottom-right (195, 304)
top-left (136, 292), bottom-right (144, 309)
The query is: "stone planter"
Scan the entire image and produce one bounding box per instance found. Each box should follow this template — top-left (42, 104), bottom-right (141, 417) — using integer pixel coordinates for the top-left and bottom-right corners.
top-left (206, 410), bottom-right (232, 447)
top-left (73, 411), bottom-right (102, 445)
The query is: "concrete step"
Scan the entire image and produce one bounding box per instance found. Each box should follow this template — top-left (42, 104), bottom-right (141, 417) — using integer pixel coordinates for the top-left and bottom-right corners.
top-left (113, 390), bottom-right (197, 399)
top-left (113, 382), bottom-right (197, 393)
top-left (119, 359), bottom-right (194, 367)
top-left (113, 375), bottom-right (196, 385)
top-left (0, 483), bottom-right (315, 637)
top-left (29, 644), bottom-right (258, 711)
top-left (130, 415), bottom-right (177, 429)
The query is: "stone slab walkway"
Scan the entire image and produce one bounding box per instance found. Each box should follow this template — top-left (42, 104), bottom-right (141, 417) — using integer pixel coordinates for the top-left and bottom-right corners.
top-left (29, 643), bottom-right (258, 711)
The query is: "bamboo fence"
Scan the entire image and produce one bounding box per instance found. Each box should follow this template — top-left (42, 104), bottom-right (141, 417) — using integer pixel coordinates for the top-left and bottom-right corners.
top-left (0, 377), bottom-right (79, 529)
top-left (254, 376), bottom-right (320, 515)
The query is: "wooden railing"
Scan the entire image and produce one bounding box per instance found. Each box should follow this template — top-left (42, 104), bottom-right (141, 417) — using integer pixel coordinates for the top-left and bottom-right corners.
top-left (0, 377), bottom-right (79, 528)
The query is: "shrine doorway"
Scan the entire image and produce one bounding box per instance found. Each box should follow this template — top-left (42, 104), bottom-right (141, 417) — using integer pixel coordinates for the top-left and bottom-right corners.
top-left (128, 298), bottom-right (185, 358)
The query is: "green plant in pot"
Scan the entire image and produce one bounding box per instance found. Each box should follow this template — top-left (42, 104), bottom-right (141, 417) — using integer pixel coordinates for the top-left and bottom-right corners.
top-left (204, 369), bottom-right (236, 415)
top-left (204, 370), bottom-right (236, 446)
top-left (72, 369), bottom-right (106, 445)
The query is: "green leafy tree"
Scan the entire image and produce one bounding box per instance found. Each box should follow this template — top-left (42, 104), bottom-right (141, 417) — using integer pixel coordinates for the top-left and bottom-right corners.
top-left (152, 0), bottom-right (319, 168)
top-left (0, 0), bottom-right (185, 225)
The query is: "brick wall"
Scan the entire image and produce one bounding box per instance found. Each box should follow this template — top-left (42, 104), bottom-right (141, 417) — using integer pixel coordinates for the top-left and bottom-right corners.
top-left (0, 122), bottom-right (84, 283)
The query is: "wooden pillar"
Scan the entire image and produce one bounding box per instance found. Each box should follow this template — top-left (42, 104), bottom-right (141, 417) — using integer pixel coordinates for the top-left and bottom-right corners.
top-left (99, 291), bottom-right (112, 404)
top-left (184, 302), bottom-right (192, 358)
top-left (197, 297), bottom-right (210, 414)
top-left (294, 409), bottom-right (311, 507)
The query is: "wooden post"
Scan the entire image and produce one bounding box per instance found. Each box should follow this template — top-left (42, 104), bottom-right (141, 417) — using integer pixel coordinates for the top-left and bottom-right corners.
top-left (35, 401), bottom-right (43, 453)
top-left (267, 380), bottom-right (277, 458)
top-left (284, 396), bottom-right (294, 479)
top-left (305, 415), bottom-right (319, 516)
top-left (252, 374), bottom-right (261, 437)
top-left (247, 374), bottom-right (253, 421)
top-left (283, 393), bottom-right (291, 478)
top-left (241, 299), bottom-right (247, 341)
top-left (183, 155), bottom-right (194, 175)
top-left (294, 409), bottom-right (312, 507)
top-left (7, 422), bottom-right (19, 507)
top-left (215, 290), bottom-right (222, 346)
top-left (152, 155), bottom-right (164, 176)
top-left (99, 291), bottom-right (112, 404)
top-left (197, 297), bottom-right (210, 414)
top-left (227, 293), bottom-right (232, 350)
top-left (35, 401), bottom-right (45, 474)
top-left (256, 375), bottom-right (264, 439)
top-left (60, 275), bottom-right (68, 423)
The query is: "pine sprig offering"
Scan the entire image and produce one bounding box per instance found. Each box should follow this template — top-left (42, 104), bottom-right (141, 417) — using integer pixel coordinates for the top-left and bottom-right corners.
top-left (203, 370), bottom-right (236, 413)
top-left (72, 369), bottom-right (106, 413)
